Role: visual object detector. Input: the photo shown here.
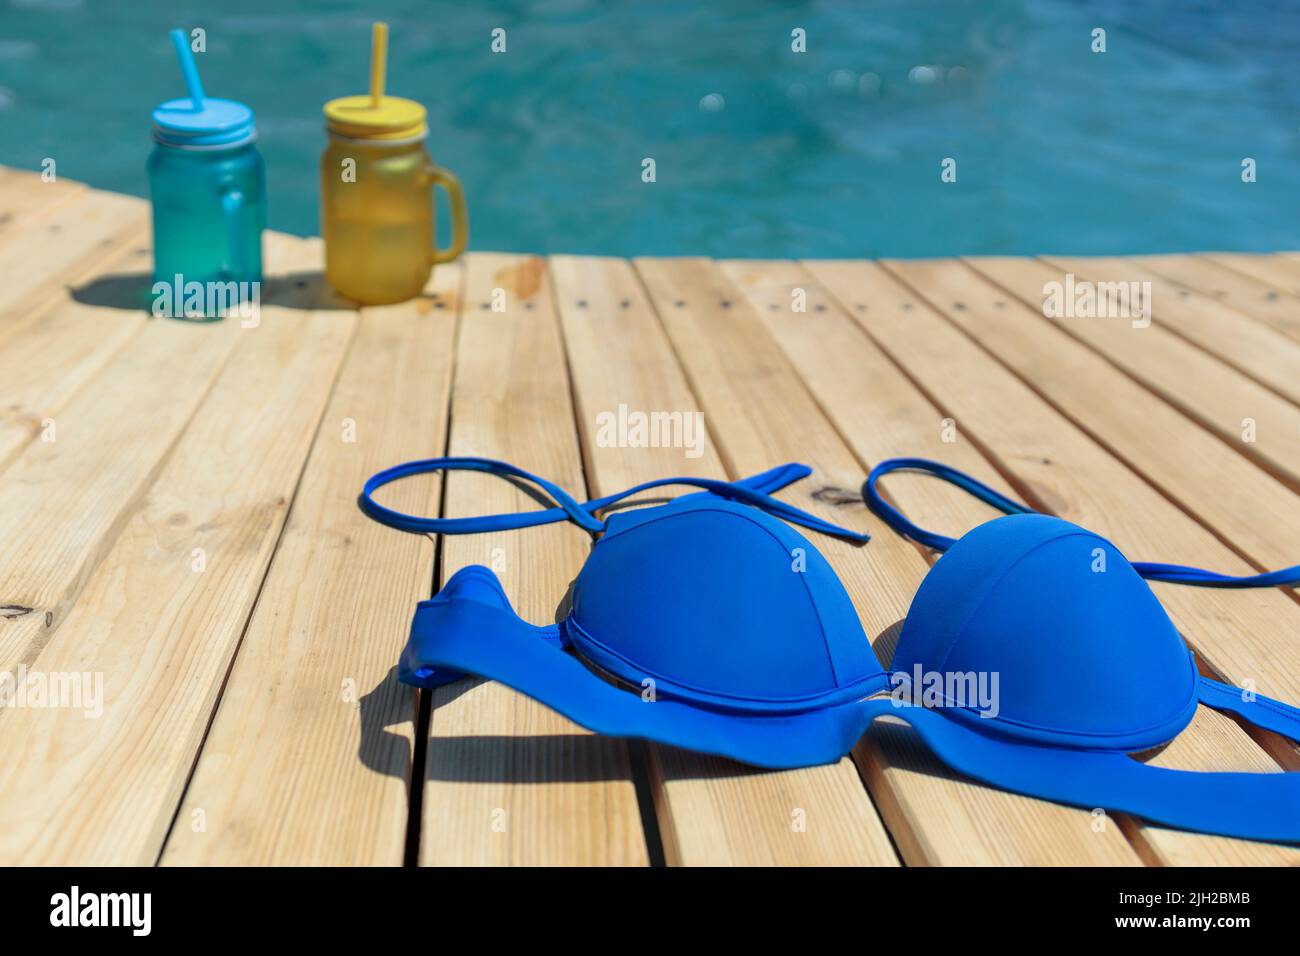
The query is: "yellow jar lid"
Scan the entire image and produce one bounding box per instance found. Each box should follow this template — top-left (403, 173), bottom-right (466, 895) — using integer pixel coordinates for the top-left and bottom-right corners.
top-left (324, 94), bottom-right (427, 140)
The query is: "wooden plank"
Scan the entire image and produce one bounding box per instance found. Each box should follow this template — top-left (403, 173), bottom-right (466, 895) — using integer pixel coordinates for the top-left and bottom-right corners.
top-left (717, 258), bottom-right (1142, 866)
top-left (161, 262), bottom-right (460, 866)
top-left (889, 258), bottom-right (1300, 582)
top-left (806, 258), bottom-right (1300, 865)
top-left (420, 253), bottom-right (648, 866)
top-left (0, 288), bottom-right (245, 675)
top-left (0, 189), bottom-right (149, 339)
top-left (0, 238), bottom-right (357, 865)
top-left (966, 256), bottom-right (1300, 492)
top-left (552, 254), bottom-right (899, 866)
top-left (1043, 255), bottom-right (1300, 407)
top-left (0, 167), bottom-right (88, 241)
top-left (1135, 254), bottom-right (1300, 345)
top-left (0, 241), bottom-right (152, 474)
top-left (1202, 252), bottom-right (1300, 301)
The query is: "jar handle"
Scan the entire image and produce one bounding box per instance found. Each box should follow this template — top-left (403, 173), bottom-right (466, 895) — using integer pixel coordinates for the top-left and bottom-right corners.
top-left (425, 164), bottom-right (469, 265)
top-left (220, 187), bottom-right (247, 279)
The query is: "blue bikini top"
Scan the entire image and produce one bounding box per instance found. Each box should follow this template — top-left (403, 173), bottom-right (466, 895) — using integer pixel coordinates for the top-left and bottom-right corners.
top-left (360, 456), bottom-right (1300, 844)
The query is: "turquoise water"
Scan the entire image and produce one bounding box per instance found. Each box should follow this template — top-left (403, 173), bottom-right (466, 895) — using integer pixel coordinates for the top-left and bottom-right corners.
top-left (2, 0), bottom-right (1298, 257)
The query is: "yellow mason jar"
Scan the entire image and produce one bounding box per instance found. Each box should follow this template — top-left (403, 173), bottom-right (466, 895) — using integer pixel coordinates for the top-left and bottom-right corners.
top-left (320, 23), bottom-right (468, 304)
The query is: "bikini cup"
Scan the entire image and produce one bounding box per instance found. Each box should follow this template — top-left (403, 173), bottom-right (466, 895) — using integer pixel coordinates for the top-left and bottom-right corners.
top-left (861, 457), bottom-right (1300, 842)
top-left (361, 457), bottom-right (893, 769)
top-left (894, 514), bottom-right (1200, 751)
top-left (361, 455), bottom-right (1300, 843)
top-left (863, 458), bottom-right (1300, 751)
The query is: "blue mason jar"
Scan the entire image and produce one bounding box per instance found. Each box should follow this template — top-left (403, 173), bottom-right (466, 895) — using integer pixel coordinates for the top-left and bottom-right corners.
top-left (148, 33), bottom-right (265, 320)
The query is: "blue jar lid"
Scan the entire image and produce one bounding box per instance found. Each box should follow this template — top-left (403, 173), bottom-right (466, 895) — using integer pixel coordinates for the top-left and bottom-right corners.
top-left (152, 97), bottom-right (256, 148)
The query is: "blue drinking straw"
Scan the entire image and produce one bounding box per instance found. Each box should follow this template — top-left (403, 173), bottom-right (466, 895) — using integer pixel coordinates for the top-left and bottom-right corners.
top-left (170, 28), bottom-right (205, 110)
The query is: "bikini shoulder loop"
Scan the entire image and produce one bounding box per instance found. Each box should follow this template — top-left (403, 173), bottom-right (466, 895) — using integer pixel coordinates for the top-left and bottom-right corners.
top-left (361, 457), bottom-right (871, 544)
top-left (863, 457), bottom-right (1300, 588)
top-left (862, 457), bottom-right (1031, 552)
top-left (361, 457), bottom-right (603, 535)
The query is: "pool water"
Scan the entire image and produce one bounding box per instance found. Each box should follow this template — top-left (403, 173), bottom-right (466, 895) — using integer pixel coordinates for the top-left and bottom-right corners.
top-left (2, 0), bottom-right (1298, 257)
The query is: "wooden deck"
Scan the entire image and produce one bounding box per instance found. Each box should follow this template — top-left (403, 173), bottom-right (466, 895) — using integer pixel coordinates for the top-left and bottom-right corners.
top-left (2, 165), bottom-right (1300, 866)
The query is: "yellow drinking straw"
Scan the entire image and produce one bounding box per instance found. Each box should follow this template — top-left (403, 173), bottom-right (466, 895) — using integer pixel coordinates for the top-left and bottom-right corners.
top-left (323, 21), bottom-right (423, 140)
top-left (369, 22), bottom-right (387, 107)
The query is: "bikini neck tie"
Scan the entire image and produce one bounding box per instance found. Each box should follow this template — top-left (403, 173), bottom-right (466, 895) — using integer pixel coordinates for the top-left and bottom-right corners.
top-left (863, 456), bottom-right (1300, 587)
top-left (362, 456), bottom-right (870, 544)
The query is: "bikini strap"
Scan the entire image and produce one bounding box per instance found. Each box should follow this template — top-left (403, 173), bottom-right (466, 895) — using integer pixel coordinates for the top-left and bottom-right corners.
top-left (361, 456), bottom-right (870, 544)
top-left (1197, 677), bottom-right (1300, 742)
top-left (400, 576), bottom-right (1300, 839)
top-left (854, 699), bottom-right (1300, 844)
top-left (864, 457), bottom-right (1300, 588)
top-left (362, 457), bottom-right (603, 534)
